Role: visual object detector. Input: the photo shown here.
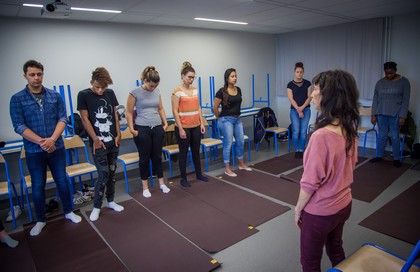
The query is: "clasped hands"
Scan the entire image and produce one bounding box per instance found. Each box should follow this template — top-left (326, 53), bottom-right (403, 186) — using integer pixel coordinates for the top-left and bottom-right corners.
top-left (39, 137), bottom-right (56, 153)
top-left (297, 106), bottom-right (305, 118)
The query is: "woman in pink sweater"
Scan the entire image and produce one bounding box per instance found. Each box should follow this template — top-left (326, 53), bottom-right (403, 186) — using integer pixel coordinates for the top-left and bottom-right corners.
top-left (295, 70), bottom-right (360, 272)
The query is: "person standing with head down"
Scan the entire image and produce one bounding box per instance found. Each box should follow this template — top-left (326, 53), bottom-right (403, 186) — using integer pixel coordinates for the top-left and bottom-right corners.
top-left (10, 60), bottom-right (81, 236)
top-left (213, 68), bottom-right (252, 177)
top-left (171, 61), bottom-right (208, 187)
top-left (126, 66), bottom-right (170, 198)
top-left (370, 61), bottom-right (410, 168)
top-left (287, 62), bottom-right (312, 158)
top-left (294, 70), bottom-right (360, 272)
top-left (77, 67), bottom-right (124, 222)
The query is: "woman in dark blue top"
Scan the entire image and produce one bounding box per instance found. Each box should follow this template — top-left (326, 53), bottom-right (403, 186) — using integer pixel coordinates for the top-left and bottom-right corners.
top-left (287, 62), bottom-right (312, 158)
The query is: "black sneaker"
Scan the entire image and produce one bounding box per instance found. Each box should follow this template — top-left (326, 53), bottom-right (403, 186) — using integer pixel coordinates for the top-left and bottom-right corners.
top-left (393, 160), bottom-right (402, 168)
top-left (295, 151), bottom-right (303, 159)
top-left (196, 174), bottom-right (209, 182)
top-left (370, 157), bottom-right (383, 163)
top-left (180, 178), bottom-right (191, 187)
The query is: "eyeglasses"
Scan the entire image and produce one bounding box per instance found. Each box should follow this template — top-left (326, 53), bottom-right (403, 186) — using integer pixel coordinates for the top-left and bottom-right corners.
top-left (187, 76), bottom-right (196, 80)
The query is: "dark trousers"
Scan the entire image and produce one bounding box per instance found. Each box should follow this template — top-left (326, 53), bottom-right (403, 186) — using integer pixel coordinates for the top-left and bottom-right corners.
top-left (133, 125), bottom-right (165, 180)
top-left (175, 126), bottom-right (202, 179)
top-left (92, 145), bottom-right (119, 209)
top-left (300, 202), bottom-right (352, 272)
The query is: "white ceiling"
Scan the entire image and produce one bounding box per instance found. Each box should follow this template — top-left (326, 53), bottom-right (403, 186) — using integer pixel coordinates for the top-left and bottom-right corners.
top-left (1, 0), bottom-right (419, 34)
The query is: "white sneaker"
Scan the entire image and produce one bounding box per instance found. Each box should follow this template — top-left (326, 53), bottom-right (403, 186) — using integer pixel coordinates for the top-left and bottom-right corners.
top-left (6, 206), bottom-right (22, 222)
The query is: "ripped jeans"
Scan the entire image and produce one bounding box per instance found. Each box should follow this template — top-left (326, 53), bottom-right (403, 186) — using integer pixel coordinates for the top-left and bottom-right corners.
top-left (92, 145), bottom-right (119, 208)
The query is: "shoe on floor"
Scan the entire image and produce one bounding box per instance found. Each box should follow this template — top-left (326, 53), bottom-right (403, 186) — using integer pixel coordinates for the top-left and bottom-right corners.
top-left (225, 171), bottom-right (237, 177)
top-left (295, 151), bottom-right (303, 159)
top-left (180, 178), bottom-right (191, 187)
top-left (239, 166), bottom-right (252, 171)
top-left (393, 160), bottom-right (402, 168)
top-left (6, 206), bottom-right (22, 222)
top-left (370, 157), bottom-right (383, 163)
top-left (196, 174), bottom-right (209, 182)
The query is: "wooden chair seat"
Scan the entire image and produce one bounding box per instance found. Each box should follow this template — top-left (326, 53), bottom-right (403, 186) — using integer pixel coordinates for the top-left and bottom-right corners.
top-left (266, 126), bottom-right (288, 133)
top-left (0, 182), bottom-right (8, 194)
top-left (162, 144), bottom-right (180, 154)
top-left (201, 138), bottom-right (223, 147)
top-left (66, 163), bottom-right (97, 177)
top-left (117, 152), bottom-right (139, 164)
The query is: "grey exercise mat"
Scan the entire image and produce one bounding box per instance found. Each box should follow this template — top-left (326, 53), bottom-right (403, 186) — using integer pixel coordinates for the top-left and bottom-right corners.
top-left (22, 210), bottom-right (127, 272)
top-left (130, 185), bottom-right (258, 253)
top-left (169, 173), bottom-right (290, 226)
top-left (221, 170), bottom-right (300, 206)
top-left (90, 199), bottom-right (220, 271)
top-left (359, 180), bottom-right (420, 245)
top-left (251, 152), bottom-right (303, 175)
top-left (351, 159), bottom-right (411, 202)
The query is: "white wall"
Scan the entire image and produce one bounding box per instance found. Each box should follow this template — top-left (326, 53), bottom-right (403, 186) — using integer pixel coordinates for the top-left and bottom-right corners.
top-left (0, 16), bottom-right (276, 141)
top-left (390, 12), bottom-right (420, 143)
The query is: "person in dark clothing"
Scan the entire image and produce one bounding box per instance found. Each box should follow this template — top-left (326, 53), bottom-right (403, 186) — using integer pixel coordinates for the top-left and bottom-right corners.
top-left (77, 67), bottom-right (124, 221)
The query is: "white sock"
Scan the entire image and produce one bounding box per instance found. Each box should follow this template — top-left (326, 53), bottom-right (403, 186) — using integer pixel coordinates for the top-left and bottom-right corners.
top-left (0, 235), bottom-right (19, 248)
top-left (143, 189), bottom-right (152, 198)
top-left (89, 208), bottom-right (101, 222)
top-left (160, 184), bottom-right (170, 193)
top-left (30, 222), bottom-right (46, 236)
top-left (108, 201), bottom-right (124, 212)
top-left (65, 212), bottom-right (82, 223)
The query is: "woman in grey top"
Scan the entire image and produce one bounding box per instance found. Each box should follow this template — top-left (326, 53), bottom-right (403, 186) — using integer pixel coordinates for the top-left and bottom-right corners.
top-left (371, 61), bottom-right (410, 168)
top-left (126, 66), bottom-right (170, 197)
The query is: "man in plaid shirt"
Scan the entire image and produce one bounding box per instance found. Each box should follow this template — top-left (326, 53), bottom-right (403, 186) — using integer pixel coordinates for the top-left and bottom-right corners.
top-left (10, 60), bottom-right (81, 236)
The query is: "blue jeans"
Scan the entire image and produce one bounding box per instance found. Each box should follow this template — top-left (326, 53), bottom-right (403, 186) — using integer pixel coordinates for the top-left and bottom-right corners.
top-left (217, 116), bottom-right (245, 164)
top-left (377, 114), bottom-right (400, 160)
top-left (26, 148), bottom-right (73, 222)
top-left (290, 107), bottom-right (311, 151)
top-left (92, 145), bottom-right (119, 209)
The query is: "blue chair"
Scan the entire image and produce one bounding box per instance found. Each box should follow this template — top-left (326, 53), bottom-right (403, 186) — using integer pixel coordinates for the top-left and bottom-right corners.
top-left (399, 133), bottom-right (407, 161)
top-left (200, 119), bottom-right (223, 172)
top-left (63, 135), bottom-right (97, 199)
top-left (328, 240), bottom-right (420, 272)
top-left (358, 106), bottom-right (378, 157)
top-left (0, 152), bottom-right (22, 229)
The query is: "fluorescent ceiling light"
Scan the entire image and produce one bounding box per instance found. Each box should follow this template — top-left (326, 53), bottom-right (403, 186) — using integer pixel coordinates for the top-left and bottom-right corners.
top-left (22, 4), bottom-right (121, 13)
top-left (23, 4), bottom-right (43, 8)
top-left (71, 7), bottom-right (121, 14)
top-left (194, 17), bottom-right (248, 25)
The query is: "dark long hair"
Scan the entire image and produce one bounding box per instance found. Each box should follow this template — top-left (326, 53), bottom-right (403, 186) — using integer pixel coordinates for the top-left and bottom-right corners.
top-left (312, 70), bottom-right (360, 155)
top-left (222, 68), bottom-right (236, 106)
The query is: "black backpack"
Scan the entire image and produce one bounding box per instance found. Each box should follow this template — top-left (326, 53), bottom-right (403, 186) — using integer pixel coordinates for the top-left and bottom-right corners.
top-left (68, 113), bottom-right (88, 139)
top-left (411, 143), bottom-right (420, 159)
top-left (400, 111), bottom-right (416, 150)
top-left (254, 107), bottom-right (279, 144)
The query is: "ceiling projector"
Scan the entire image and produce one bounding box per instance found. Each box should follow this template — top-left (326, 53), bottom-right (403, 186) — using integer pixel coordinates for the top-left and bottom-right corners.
top-left (41, 0), bottom-right (71, 17)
